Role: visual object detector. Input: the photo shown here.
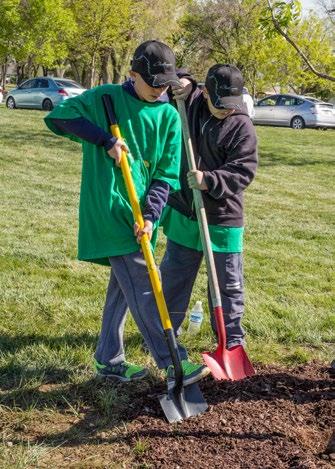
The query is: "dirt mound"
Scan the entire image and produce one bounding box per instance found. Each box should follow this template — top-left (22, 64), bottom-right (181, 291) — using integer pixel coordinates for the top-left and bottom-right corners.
top-left (4, 362), bottom-right (334, 468)
top-left (128, 362), bottom-right (334, 468)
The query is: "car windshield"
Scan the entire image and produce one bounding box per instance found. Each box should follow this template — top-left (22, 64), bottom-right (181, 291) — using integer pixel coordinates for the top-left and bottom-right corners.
top-left (55, 80), bottom-right (82, 89)
top-left (19, 80), bottom-right (35, 89)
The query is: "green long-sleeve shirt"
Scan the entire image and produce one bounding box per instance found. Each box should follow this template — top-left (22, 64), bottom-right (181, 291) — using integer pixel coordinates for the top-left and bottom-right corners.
top-left (45, 84), bottom-right (181, 265)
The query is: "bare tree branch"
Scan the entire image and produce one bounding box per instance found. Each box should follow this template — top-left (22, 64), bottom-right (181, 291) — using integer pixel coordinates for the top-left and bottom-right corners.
top-left (267, 0), bottom-right (335, 82)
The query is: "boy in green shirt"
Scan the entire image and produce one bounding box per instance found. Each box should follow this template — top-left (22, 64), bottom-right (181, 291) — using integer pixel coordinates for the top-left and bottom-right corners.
top-left (44, 41), bottom-right (209, 386)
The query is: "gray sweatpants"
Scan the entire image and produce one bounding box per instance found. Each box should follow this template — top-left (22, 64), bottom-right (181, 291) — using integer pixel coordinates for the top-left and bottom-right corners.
top-left (94, 251), bottom-right (188, 369)
top-left (160, 240), bottom-right (245, 348)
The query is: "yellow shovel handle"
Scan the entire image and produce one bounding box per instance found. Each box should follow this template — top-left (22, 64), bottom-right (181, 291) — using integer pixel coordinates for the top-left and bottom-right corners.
top-left (110, 124), bottom-right (172, 331)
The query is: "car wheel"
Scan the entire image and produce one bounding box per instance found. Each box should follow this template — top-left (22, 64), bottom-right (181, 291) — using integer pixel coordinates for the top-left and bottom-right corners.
top-left (290, 116), bottom-right (305, 129)
top-left (6, 97), bottom-right (16, 109)
top-left (42, 99), bottom-right (53, 111)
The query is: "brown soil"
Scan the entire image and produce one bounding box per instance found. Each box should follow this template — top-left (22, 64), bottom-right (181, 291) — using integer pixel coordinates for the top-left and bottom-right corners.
top-left (130, 362), bottom-right (335, 469)
top-left (2, 362), bottom-right (334, 468)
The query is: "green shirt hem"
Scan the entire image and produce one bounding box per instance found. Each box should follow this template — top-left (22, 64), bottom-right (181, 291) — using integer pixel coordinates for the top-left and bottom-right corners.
top-left (162, 207), bottom-right (244, 253)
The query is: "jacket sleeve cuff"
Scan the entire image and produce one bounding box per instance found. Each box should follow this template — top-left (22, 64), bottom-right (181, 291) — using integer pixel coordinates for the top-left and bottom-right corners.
top-left (143, 214), bottom-right (155, 223)
top-left (104, 136), bottom-right (117, 151)
top-left (203, 171), bottom-right (224, 199)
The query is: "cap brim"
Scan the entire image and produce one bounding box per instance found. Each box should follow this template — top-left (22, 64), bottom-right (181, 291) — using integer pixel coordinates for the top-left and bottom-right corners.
top-left (210, 93), bottom-right (243, 110)
top-left (141, 73), bottom-right (181, 88)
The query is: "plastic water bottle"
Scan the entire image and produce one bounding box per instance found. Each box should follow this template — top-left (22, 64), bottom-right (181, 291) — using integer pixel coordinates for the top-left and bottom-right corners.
top-left (187, 301), bottom-right (204, 336)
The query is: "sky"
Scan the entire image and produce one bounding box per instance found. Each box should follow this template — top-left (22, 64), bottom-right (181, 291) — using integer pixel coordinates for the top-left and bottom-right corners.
top-left (301, 0), bottom-right (323, 14)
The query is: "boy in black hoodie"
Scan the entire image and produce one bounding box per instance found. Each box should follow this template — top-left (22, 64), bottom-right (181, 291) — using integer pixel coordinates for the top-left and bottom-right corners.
top-left (160, 64), bottom-right (258, 349)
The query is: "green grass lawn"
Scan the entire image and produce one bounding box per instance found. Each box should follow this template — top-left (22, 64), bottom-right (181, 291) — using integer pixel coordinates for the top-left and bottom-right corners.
top-left (0, 105), bottom-right (334, 466)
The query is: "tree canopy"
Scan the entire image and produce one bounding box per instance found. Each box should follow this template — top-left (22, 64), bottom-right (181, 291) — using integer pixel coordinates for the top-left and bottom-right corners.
top-left (0, 0), bottom-right (334, 99)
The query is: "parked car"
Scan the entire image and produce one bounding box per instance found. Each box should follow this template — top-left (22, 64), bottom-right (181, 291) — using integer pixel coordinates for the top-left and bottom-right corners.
top-left (6, 77), bottom-right (86, 111)
top-left (253, 94), bottom-right (335, 129)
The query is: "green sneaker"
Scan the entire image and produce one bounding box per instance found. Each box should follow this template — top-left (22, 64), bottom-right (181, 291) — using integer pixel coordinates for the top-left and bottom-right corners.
top-left (94, 359), bottom-right (148, 382)
top-left (166, 360), bottom-right (210, 389)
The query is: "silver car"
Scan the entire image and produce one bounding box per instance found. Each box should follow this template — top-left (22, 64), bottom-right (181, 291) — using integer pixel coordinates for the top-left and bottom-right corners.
top-left (6, 77), bottom-right (86, 111)
top-left (254, 94), bottom-right (335, 129)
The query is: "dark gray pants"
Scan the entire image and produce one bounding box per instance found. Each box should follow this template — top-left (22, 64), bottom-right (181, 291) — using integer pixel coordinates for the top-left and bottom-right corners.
top-left (94, 251), bottom-right (188, 369)
top-left (160, 240), bottom-right (245, 348)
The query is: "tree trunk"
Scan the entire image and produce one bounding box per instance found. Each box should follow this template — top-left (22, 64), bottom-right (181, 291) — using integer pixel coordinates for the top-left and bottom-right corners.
top-left (89, 69), bottom-right (95, 88)
top-left (252, 68), bottom-right (257, 100)
top-left (16, 63), bottom-right (27, 85)
top-left (55, 63), bottom-right (66, 78)
top-left (81, 54), bottom-right (96, 89)
top-left (82, 54), bottom-right (96, 89)
top-left (110, 49), bottom-right (122, 83)
top-left (1, 63), bottom-right (8, 90)
top-left (26, 56), bottom-right (34, 78)
top-left (32, 64), bottom-right (39, 77)
top-left (100, 49), bottom-right (110, 84)
top-left (289, 83), bottom-right (299, 94)
top-left (81, 66), bottom-right (90, 89)
top-left (69, 61), bottom-right (81, 84)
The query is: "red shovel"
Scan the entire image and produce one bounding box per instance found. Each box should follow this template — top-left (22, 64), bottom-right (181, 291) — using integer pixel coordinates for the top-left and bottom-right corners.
top-left (176, 99), bottom-right (255, 381)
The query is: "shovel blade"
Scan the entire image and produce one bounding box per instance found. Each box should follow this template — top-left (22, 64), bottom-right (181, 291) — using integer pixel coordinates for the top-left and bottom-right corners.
top-left (203, 345), bottom-right (255, 381)
top-left (202, 349), bottom-right (229, 380)
top-left (158, 383), bottom-right (208, 423)
top-left (224, 345), bottom-right (255, 380)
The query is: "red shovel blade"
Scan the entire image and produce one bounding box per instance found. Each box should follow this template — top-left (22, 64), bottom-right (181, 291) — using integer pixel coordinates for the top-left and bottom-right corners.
top-left (203, 306), bottom-right (255, 381)
top-left (203, 345), bottom-right (255, 381)
top-left (202, 347), bottom-right (229, 380)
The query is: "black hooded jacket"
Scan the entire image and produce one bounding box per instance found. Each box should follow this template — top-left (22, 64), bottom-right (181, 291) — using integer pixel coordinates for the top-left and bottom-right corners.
top-left (168, 86), bottom-right (258, 227)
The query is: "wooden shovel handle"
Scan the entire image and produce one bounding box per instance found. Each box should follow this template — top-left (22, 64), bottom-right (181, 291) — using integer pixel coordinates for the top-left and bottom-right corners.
top-left (176, 99), bottom-right (227, 347)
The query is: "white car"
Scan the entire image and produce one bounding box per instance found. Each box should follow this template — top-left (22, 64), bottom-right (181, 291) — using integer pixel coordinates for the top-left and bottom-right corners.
top-left (6, 77), bottom-right (86, 111)
top-left (254, 94), bottom-right (335, 129)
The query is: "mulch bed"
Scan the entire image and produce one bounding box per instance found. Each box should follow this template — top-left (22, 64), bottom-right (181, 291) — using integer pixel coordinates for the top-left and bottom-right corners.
top-left (3, 362), bottom-right (334, 468)
top-left (127, 362), bottom-right (335, 468)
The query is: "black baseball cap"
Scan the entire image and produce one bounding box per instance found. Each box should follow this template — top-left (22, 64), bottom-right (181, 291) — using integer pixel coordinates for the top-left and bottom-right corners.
top-left (131, 40), bottom-right (180, 88)
top-left (205, 64), bottom-right (244, 109)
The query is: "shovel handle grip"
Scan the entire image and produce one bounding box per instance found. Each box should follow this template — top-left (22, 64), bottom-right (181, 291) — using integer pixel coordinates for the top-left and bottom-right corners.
top-left (102, 94), bottom-right (172, 332)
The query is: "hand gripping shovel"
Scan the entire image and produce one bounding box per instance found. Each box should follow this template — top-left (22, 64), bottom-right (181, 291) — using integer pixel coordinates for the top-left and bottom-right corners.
top-left (102, 94), bottom-right (208, 422)
top-left (176, 99), bottom-right (255, 381)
